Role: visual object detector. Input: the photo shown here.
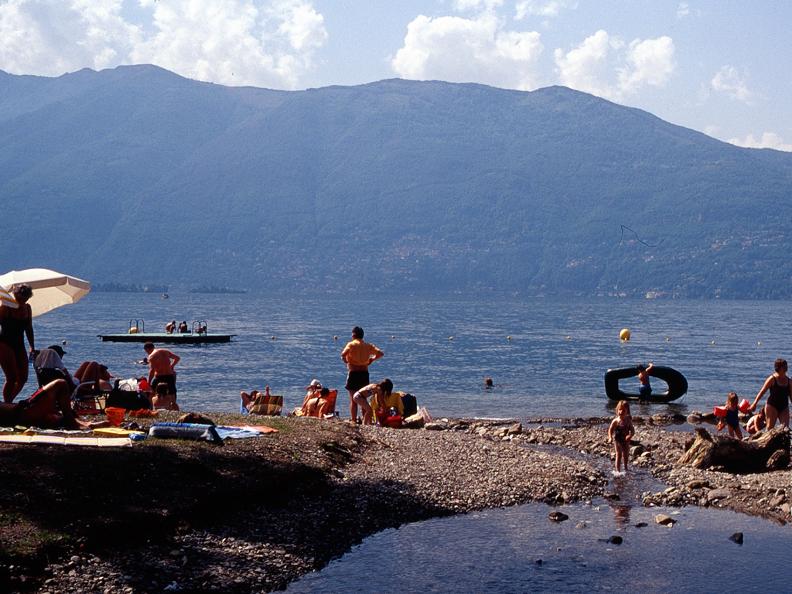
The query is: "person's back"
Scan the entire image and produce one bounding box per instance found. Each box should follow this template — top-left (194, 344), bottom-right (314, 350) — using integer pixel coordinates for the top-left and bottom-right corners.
top-left (148, 348), bottom-right (176, 376)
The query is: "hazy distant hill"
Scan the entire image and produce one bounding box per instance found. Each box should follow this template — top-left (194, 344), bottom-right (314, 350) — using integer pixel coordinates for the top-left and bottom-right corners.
top-left (2, 65), bottom-right (791, 298)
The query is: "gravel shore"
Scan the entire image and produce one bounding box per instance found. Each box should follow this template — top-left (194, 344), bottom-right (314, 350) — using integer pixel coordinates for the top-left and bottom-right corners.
top-left (1, 414), bottom-right (790, 593)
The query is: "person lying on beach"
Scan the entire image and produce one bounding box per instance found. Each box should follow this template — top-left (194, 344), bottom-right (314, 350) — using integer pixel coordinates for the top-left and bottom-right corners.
top-left (0, 379), bottom-right (92, 430)
top-left (716, 391), bottom-right (743, 439)
top-left (152, 382), bottom-right (179, 411)
top-left (750, 358), bottom-right (791, 430)
top-left (607, 400), bottom-right (634, 475)
top-left (353, 379), bottom-right (393, 426)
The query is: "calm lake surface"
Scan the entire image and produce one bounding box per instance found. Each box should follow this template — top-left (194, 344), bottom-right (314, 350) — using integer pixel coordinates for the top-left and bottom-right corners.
top-left (32, 293), bottom-right (792, 417)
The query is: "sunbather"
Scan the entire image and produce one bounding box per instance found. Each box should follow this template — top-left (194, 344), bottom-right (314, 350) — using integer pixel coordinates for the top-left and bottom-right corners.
top-left (73, 361), bottom-right (113, 391)
top-left (0, 379), bottom-right (90, 429)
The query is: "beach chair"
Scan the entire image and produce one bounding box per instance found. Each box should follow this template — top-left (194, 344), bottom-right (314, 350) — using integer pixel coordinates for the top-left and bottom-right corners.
top-left (248, 392), bottom-right (284, 416)
top-left (71, 381), bottom-right (110, 415)
top-left (318, 389), bottom-right (338, 418)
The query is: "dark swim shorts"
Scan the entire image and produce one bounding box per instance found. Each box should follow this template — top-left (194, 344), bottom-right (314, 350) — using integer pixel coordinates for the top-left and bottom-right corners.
top-left (345, 370), bottom-right (369, 393)
top-left (152, 374), bottom-right (177, 396)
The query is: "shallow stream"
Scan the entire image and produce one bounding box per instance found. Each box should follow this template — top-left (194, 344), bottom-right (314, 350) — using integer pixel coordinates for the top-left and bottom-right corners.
top-left (287, 458), bottom-right (788, 593)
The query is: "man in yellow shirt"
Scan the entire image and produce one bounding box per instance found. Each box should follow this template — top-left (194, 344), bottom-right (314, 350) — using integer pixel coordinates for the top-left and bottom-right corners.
top-left (341, 326), bottom-right (384, 423)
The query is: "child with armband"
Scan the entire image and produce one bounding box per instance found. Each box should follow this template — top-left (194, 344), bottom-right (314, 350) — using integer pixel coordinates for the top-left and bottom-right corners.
top-left (716, 391), bottom-right (743, 439)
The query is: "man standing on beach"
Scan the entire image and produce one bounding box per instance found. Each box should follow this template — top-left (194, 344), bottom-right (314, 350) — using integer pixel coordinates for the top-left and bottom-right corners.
top-left (144, 342), bottom-right (180, 397)
top-left (341, 326), bottom-right (383, 423)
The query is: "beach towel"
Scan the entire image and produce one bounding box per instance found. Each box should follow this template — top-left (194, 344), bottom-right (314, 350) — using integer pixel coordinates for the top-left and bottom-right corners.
top-left (0, 434), bottom-right (132, 447)
top-left (214, 425), bottom-right (277, 439)
top-left (248, 393), bottom-right (283, 416)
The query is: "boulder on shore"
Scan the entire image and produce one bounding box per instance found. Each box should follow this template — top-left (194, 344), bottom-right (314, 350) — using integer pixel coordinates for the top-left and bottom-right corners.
top-left (676, 427), bottom-right (790, 473)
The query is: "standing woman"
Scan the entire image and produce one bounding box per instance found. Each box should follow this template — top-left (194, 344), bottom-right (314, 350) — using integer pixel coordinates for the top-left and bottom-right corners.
top-left (0, 284), bottom-right (35, 402)
top-left (750, 358), bottom-right (791, 430)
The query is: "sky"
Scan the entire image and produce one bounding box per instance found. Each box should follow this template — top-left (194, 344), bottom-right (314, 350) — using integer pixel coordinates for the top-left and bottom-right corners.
top-left (0, 0), bottom-right (790, 151)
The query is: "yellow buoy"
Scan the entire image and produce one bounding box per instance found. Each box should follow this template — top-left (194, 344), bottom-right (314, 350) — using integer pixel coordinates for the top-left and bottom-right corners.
top-left (619, 328), bottom-right (631, 341)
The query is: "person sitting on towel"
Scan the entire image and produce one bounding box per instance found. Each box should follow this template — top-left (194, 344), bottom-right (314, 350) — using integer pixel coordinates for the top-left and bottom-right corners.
top-left (0, 379), bottom-right (91, 429)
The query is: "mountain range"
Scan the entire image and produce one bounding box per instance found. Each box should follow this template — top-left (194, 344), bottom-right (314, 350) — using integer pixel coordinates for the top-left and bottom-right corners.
top-left (2, 65), bottom-right (792, 298)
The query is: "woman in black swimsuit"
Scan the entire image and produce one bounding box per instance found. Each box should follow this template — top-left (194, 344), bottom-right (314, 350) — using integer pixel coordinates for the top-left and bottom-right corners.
top-left (750, 358), bottom-right (791, 430)
top-left (0, 284), bottom-right (35, 403)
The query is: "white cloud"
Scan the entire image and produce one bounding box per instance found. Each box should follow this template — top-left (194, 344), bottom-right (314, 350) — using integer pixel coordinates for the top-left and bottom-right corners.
top-left (711, 65), bottom-right (753, 103)
top-left (392, 13), bottom-right (542, 90)
top-left (0, 0), bottom-right (141, 75)
top-left (728, 132), bottom-right (792, 152)
top-left (453, 0), bottom-right (504, 12)
top-left (676, 2), bottom-right (690, 19)
top-left (0, 0), bottom-right (327, 89)
top-left (554, 30), bottom-right (674, 101)
top-left (515, 0), bottom-right (577, 20)
top-left (617, 36), bottom-right (675, 93)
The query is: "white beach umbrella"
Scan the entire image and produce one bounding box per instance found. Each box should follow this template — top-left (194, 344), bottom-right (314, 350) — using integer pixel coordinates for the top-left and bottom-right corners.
top-left (0, 268), bottom-right (91, 317)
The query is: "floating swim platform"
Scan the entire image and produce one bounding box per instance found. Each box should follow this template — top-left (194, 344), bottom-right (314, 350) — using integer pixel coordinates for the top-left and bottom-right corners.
top-left (604, 365), bottom-right (688, 403)
top-left (100, 319), bottom-right (233, 343)
top-left (98, 332), bottom-right (234, 344)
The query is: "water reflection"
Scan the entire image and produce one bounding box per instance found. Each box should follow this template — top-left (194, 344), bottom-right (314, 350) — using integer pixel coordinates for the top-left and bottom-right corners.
top-left (287, 502), bottom-right (789, 593)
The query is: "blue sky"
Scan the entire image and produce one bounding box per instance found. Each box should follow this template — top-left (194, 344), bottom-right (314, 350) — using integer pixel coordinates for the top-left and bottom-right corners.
top-left (1, 0), bottom-right (790, 150)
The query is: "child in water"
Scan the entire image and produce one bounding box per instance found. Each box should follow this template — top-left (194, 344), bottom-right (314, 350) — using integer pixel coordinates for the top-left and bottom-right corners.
top-left (637, 362), bottom-right (654, 398)
top-left (717, 391), bottom-right (743, 439)
top-left (608, 401), bottom-right (634, 475)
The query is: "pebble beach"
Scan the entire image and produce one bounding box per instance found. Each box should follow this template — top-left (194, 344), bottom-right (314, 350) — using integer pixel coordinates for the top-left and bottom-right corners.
top-left (1, 413), bottom-right (790, 593)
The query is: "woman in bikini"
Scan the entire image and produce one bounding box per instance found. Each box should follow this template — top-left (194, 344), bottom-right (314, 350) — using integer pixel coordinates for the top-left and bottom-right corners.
top-left (0, 284), bottom-right (35, 403)
top-left (750, 358), bottom-right (791, 430)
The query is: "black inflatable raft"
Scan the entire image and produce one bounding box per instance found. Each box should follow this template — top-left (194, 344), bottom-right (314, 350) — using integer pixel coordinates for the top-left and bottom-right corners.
top-left (604, 365), bottom-right (688, 402)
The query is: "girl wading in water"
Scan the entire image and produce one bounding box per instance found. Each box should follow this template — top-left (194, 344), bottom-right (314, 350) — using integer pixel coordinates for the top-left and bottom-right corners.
top-left (0, 284), bottom-right (35, 403)
top-left (608, 400), bottom-right (634, 476)
top-left (750, 358), bottom-right (792, 429)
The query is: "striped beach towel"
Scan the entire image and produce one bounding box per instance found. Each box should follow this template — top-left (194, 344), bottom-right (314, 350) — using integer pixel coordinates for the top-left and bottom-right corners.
top-left (0, 287), bottom-right (18, 309)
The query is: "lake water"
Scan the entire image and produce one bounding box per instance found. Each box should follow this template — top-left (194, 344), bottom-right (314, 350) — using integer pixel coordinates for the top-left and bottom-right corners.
top-left (30, 293), bottom-right (792, 418)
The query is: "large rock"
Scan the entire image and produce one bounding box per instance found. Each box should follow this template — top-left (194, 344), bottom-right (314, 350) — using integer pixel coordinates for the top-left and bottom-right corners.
top-left (655, 514), bottom-right (676, 526)
top-left (677, 427), bottom-right (790, 473)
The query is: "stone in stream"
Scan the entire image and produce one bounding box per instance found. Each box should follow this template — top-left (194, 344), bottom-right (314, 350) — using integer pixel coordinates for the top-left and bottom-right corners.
top-left (607, 535), bottom-right (623, 545)
top-left (706, 488), bottom-right (731, 503)
top-left (729, 532), bottom-right (744, 545)
top-left (548, 511), bottom-right (569, 522)
top-left (655, 514), bottom-right (676, 526)
top-left (634, 522), bottom-right (648, 528)
top-left (686, 479), bottom-right (710, 489)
